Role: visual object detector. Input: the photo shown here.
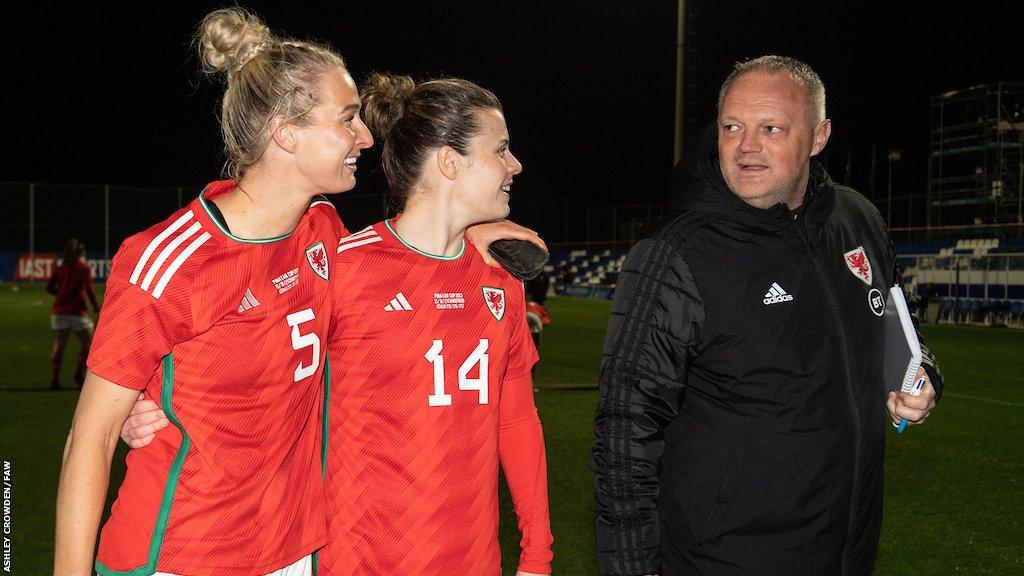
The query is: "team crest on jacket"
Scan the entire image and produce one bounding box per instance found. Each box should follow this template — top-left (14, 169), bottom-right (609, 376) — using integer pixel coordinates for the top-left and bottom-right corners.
top-left (306, 241), bottom-right (329, 281)
top-left (843, 246), bottom-right (872, 285)
top-left (482, 286), bottom-right (506, 321)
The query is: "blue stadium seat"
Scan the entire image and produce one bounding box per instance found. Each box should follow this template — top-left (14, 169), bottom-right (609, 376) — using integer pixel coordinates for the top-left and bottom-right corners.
top-left (1011, 300), bottom-right (1024, 325)
top-left (937, 297), bottom-right (952, 322)
top-left (956, 298), bottom-right (971, 323)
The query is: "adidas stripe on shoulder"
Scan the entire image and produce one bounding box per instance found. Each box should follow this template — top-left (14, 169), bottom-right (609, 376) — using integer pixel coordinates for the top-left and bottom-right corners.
top-left (309, 195), bottom-right (337, 211)
top-left (128, 210), bottom-right (212, 299)
top-left (337, 225), bottom-right (382, 254)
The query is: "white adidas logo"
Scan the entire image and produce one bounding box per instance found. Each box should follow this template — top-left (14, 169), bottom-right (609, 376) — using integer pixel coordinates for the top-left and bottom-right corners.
top-left (763, 282), bottom-right (794, 305)
top-left (384, 292), bottom-right (413, 312)
top-left (237, 288), bottom-right (261, 313)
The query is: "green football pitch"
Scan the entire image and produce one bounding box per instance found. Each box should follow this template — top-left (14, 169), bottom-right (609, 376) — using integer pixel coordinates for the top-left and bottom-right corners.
top-left (1, 283), bottom-right (1021, 575)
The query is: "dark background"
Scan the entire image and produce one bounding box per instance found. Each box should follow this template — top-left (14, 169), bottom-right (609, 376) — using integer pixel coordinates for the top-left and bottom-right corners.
top-left (4, 1), bottom-right (1023, 245)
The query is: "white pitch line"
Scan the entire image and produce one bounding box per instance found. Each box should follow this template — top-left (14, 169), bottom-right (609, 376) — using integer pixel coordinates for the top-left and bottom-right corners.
top-left (942, 393), bottom-right (1024, 408)
top-left (0, 300), bottom-right (45, 308)
top-left (537, 387), bottom-right (1024, 409)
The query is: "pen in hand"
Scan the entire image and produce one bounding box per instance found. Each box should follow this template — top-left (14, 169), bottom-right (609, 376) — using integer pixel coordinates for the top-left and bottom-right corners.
top-left (896, 375), bottom-right (927, 434)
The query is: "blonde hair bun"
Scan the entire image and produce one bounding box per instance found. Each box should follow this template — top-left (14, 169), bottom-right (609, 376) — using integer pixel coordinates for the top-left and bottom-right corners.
top-left (198, 8), bottom-right (272, 74)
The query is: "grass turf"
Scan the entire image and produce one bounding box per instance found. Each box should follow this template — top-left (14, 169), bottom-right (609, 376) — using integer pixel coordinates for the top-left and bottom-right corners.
top-left (1, 284), bottom-right (1021, 574)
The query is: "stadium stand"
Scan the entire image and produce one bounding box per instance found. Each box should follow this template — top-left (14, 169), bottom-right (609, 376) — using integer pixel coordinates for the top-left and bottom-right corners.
top-left (546, 240), bottom-right (1024, 327)
top-left (547, 248), bottom-right (626, 299)
top-left (893, 238), bottom-right (1024, 327)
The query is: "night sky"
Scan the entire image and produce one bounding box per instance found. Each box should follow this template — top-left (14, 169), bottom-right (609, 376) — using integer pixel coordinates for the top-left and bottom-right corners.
top-left (6, 1), bottom-right (1023, 223)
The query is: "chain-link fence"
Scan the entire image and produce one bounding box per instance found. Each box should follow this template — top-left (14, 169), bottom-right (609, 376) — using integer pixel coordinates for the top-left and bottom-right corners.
top-left (3, 180), bottom-right (1022, 281)
top-left (1, 181), bottom-right (668, 260)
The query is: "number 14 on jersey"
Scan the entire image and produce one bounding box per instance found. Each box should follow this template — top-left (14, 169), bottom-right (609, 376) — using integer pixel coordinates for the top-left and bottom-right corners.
top-left (425, 339), bottom-right (489, 406)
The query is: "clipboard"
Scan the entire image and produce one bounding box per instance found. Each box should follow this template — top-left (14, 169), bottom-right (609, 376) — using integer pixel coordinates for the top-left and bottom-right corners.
top-left (883, 285), bottom-right (925, 433)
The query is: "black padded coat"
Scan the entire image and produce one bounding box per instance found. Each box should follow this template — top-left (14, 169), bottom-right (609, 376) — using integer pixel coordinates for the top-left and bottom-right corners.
top-left (591, 128), bottom-right (943, 576)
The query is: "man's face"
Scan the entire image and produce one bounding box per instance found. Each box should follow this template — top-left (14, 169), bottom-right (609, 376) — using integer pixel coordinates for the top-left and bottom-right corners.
top-left (717, 70), bottom-right (830, 210)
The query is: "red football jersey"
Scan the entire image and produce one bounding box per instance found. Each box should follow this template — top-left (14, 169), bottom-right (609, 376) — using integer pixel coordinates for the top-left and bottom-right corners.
top-left (47, 259), bottom-right (98, 315)
top-left (319, 220), bottom-right (553, 576)
top-left (88, 181), bottom-right (343, 576)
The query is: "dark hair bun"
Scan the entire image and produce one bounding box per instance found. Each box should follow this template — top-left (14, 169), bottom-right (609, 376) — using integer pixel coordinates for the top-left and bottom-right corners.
top-left (360, 73), bottom-right (416, 138)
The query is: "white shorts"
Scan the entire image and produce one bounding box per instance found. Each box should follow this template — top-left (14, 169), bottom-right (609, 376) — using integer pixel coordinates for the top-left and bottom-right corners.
top-left (50, 314), bottom-right (94, 333)
top-left (152, 553), bottom-right (312, 576)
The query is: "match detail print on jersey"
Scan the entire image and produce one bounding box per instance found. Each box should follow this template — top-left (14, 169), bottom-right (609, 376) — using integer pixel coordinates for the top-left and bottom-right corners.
top-left (272, 267), bottom-right (300, 294)
top-left (434, 292), bottom-right (465, 310)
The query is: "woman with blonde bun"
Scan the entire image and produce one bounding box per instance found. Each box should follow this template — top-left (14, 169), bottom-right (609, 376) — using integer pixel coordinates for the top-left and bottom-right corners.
top-left (55, 8), bottom-right (539, 576)
top-left (318, 74), bottom-right (553, 576)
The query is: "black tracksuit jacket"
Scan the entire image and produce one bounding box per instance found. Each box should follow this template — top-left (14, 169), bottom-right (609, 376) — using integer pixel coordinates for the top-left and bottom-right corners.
top-left (591, 130), bottom-right (943, 576)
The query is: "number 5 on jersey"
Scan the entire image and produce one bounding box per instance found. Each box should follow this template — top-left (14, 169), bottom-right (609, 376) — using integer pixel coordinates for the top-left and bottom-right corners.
top-left (286, 308), bottom-right (320, 382)
top-left (425, 339), bottom-right (489, 406)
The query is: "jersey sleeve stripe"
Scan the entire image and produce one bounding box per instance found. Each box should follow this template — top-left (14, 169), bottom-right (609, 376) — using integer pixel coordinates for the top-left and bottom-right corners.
top-left (340, 226), bottom-right (379, 242)
top-left (152, 231), bottom-right (212, 299)
top-left (139, 222), bottom-right (203, 291)
top-left (310, 199), bottom-right (336, 210)
top-left (337, 236), bottom-right (382, 254)
top-left (129, 210), bottom-right (195, 285)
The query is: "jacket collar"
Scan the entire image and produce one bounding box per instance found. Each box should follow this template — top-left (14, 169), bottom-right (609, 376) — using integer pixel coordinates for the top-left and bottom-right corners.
top-left (668, 123), bottom-right (835, 235)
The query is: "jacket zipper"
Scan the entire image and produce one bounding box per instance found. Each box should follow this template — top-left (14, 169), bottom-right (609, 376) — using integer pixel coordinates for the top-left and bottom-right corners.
top-left (791, 213), bottom-right (862, 576)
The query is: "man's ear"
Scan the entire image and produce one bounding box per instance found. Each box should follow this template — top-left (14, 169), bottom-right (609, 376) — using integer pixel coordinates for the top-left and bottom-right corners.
top-left (437, 146), bottom-right (459, 180)
top-left (269, 116), bottom-right (298, 153)
top-left (810, 119), bottom-right (831, 157)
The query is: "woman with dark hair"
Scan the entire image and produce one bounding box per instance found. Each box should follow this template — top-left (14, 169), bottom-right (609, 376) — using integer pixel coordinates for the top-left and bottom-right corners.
top-left (318, 74), bottom-right (552, 576)
top-left (46, 238), bottom-right (100, 389)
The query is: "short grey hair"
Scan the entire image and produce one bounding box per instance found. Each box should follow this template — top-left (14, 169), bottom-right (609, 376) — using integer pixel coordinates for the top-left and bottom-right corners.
top-left (717, 55), bottom-right (827, 124)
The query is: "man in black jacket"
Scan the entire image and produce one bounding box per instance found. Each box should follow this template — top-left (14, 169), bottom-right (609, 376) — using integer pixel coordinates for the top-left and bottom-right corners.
top-left (591, 55), bottom-right (943, 576)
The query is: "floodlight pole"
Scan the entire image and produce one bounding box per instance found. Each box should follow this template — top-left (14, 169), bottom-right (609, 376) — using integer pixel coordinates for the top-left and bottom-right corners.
top-left (673, 0), bottom-right (686, 166)
top-left (29, 182), bottom-right (35, 264)
top-left (887, 150), bottom-right (901, 225)
top-left (104, 184), bottom-right (110, 263)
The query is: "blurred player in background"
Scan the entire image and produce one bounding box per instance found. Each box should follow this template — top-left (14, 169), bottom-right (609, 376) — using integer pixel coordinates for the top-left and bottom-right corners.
top-left (525, 272), bottom-right (552, 349)
top-left (46, 238), bottom-right (100, 390)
